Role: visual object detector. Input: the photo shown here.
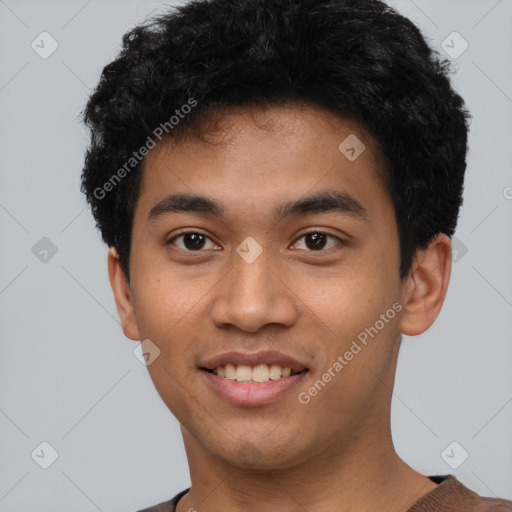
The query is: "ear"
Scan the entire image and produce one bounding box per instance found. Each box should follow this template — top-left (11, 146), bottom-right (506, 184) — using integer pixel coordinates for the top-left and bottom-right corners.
top-left (398, 233), bottom-right (452, 336)
top-left (107, 247), bottom-right (140, 341)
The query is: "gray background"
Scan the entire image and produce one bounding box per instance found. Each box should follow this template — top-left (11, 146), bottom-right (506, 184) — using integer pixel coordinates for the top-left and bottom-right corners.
top-left (0, 0), bottom-right (511, 510)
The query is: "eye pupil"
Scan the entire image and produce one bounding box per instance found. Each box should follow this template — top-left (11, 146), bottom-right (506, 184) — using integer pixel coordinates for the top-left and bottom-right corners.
top-left (184, 233), bottom-right (205, 250)
top-left (305, 233), bottom-right (326, 250)
top-left (174, 231), bottom-right (336, 252)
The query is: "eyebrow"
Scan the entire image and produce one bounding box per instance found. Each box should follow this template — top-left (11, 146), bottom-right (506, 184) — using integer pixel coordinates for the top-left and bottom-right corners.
top-left (147, 190), bottom-right (368, 223)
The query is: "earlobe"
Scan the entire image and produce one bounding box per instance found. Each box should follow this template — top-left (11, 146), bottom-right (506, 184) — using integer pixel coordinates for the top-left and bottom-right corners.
top-left (107, 247), bottom-right (140, 341)
top-left (398, 234), bottom-right (452, 336)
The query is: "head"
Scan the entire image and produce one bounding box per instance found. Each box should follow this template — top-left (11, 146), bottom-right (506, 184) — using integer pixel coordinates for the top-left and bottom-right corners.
top-left (82, 0), bottom-right (470, 469)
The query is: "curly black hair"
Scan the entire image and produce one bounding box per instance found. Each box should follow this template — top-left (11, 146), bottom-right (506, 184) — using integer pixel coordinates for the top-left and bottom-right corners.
top-left (81, 0), bottom-right (470, 280)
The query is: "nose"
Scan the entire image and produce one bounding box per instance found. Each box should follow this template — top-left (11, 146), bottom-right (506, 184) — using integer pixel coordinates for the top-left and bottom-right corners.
top-left (209, 249), bottom-right (299, 333)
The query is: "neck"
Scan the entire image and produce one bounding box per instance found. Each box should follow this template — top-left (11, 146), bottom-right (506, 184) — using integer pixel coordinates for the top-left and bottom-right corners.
top-left (177, 416), bottom-right (436, 512)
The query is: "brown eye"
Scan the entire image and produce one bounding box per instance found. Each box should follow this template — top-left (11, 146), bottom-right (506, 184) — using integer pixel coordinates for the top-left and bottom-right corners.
top-left (168, 232), bottom-right (219, 251)
top-left (292, 231), bottom-right (344, 251)
top-left (304, 232), bottom-right (327, 250)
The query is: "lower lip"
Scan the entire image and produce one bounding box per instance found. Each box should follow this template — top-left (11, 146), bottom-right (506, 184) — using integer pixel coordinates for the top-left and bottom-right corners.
top-left (201, 369), bottom-right (308, 407)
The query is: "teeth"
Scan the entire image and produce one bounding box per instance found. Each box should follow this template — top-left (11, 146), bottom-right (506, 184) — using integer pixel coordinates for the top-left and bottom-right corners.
top-left (225, 363), bottom-right (236, 380)
top-left (235, 365), bottom-right (252, 382)
top-left (269, 364), bottom-right (282, 380)
top-left (213, 363), bottom-right (297, 382)
top-left (252, 364), bottom-right (269, 382)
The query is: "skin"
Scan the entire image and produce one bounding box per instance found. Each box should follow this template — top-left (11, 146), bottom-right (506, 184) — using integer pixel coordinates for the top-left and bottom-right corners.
top-left (109, 102), bottom-right (452, 511)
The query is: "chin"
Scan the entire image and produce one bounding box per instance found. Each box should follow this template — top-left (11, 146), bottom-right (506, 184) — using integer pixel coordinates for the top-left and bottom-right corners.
top-left (213, 435), bottom-right (314, 471)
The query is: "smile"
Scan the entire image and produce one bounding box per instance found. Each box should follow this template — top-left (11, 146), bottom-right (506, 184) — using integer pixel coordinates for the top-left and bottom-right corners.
top-left (206, 363), bottom-right (303, 383)
top-left (201, 367), bottom-right (309, 407)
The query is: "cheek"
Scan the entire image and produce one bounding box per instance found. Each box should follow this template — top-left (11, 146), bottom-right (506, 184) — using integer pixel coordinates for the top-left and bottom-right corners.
top-left (305, 263), bottom-right (401, 379)
top-left (130, 267), bottom-right (207, 354)
top-left (131, 274), bottom-right (211, 415)
top-left (313, 266), bottom-right (391, 323)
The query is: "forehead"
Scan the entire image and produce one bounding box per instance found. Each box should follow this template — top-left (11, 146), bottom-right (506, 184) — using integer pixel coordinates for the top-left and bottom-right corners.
top-left (134, 102), bottom-right (391, 226)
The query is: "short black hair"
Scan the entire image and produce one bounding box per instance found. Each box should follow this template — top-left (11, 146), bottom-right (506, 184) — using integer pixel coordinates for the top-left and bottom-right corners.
top-left (81, 0), bottom-right (470, 280)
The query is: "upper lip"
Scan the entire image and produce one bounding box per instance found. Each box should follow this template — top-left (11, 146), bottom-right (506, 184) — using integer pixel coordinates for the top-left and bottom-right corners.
top-left (199, 350), bottom-right (308, 373)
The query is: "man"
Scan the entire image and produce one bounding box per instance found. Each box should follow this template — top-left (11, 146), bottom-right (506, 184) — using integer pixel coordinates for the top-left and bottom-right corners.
top-left (81, 0), bottom-right (512, 510)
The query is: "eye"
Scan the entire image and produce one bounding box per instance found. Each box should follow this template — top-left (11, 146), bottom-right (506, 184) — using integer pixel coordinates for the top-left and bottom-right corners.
top-left (292, 231), bottom-right (345, 251)
top-left (167, 231), bottom-right (220, 251)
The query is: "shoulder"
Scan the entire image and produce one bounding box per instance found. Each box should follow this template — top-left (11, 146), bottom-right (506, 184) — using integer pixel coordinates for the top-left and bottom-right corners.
top-left (136, 488), bottom-right (190, 512)
top-left (136, 499), bottom-right (174, 512)
top-left (409, 476), bottom-right (512, 512)
top-left (473, 499), bottom-right (512, 511)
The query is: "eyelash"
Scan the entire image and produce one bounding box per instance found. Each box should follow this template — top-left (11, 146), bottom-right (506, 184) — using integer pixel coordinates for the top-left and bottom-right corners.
top-left (167, 230), bottom-right (347, 253)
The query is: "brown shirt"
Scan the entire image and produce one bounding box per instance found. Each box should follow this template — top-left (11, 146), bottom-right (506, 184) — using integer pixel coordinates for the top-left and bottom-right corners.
top-left (137, 475), bottom-right (512, 511)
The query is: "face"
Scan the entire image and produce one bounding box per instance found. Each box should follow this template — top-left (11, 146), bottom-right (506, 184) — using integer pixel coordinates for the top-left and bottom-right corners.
top-left (118, 103), bottom-right (411, 469)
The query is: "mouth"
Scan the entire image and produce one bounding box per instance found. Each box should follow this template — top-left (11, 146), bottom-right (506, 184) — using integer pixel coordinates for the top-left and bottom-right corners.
top-left (199, 351), bottom-right (310, 406)
top-left (202, 363), bottom-right (307, 383)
